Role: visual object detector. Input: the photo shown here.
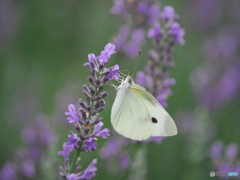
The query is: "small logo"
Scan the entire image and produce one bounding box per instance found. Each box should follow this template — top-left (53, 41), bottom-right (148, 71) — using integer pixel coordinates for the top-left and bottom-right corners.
top-left (210, 171), bottom-right (215, 177)
top-left (210, 171), bottom-right (239, 177)
top-left (228, 172), bottom-right (238, 176)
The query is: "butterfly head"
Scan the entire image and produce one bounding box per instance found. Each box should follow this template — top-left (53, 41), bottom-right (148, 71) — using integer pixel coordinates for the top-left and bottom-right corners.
top-left (124, 76), bottom-right (134, 85)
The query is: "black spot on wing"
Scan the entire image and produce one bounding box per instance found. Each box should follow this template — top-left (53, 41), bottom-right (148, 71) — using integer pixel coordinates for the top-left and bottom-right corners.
top-left (151, 117), bottom-right (158, 123)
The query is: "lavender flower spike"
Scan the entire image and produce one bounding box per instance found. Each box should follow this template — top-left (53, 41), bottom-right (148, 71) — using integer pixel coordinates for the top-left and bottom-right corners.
top-left (136, 5), bottom-right (185, 107)
top-left (111, 0), bottom-right (160, 58)
top-left (58, 43), bottom-right (120, 179)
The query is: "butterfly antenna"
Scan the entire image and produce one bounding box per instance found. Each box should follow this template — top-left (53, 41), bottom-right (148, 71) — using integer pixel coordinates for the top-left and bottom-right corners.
top-left (118, 70), bottom-right (129, 77)
top-left (132, 50), bottom-right (141, 78)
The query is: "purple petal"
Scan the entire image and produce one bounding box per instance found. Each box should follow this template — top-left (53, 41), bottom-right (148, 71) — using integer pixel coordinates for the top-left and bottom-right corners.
top-left (161, 6), bottom-right (177, 22)
top-left (163, 78), bottom-right (176, 86)
top-left (88, 53), bottom-right (96, 61)
top-left (67, 173), bottom-right (79, 180)
top-left (68, 133), bottom-right (79, 147)
top-left (58, 142), bottom-right (74, 160)
top-left (83, 138), bottom-right (97, 152)
top-left (93, 122), bottom-right (104, 134)
top-left (96, 128), bottom-right (110, 139)
top-left (107, 71), bottom-right (120, 81)
top-left (79, 159), bottom-right (97, 180)
top-left (65, 104), bottom-right (79, 124)
top-left (104, 43), bottom-right (117, 55)
top-left (111, 64), bottom-right (119, 71)
top-left (97, 51), bottom-right (110, 63)
top-left (148, 24), bottom-right (161, 38)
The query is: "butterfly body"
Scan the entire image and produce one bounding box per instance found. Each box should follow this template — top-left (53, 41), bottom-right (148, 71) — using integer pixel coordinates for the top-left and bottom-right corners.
top-left (111, 76), bottom-right (177, 141)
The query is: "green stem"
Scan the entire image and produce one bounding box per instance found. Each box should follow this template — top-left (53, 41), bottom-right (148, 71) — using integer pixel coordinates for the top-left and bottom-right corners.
top-left (69, 141), bottom-right (84, 173)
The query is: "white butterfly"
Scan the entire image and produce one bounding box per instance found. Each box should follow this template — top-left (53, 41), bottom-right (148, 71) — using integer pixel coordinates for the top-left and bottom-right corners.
top-left (111, 76), bottom-right (177, 141)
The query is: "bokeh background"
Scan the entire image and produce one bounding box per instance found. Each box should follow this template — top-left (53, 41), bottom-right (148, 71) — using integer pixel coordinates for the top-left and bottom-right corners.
top-left (1, 0), bottom-right (240, 179)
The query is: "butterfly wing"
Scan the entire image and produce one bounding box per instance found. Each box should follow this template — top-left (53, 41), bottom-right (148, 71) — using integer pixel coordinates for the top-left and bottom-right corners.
top-left (132, 83), bottom-right (178, 137)
top-left (111, 83), bottom-right (177, 141)
top-left (111, 84), bottom-right (152, 141)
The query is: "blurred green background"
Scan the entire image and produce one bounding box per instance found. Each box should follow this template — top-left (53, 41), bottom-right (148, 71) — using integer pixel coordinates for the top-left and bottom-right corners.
top-left (1, 0), bottom-right (239, 180)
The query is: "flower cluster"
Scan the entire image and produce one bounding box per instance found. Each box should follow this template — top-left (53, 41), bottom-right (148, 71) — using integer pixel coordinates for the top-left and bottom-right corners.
top-left (0, 115), bottom-right (56, 180)
top-left (58, 43), bottom-right (119, 180)
top-left (136, 6), bottom-right (185, 107)
top-left (111, 0), bottom-right (160, 58)
top-left (191, 30), bottom-right (240, 110)
top-left (185, 0), bottom-right (222, 31)
top-left (209, 140), bottom-right (240, 174)
top-left (99, 5), bottom-right (184, 177)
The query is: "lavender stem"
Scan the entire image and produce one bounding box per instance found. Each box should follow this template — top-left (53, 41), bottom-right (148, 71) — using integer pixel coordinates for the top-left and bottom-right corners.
top-left (69, 141), bottom-right (83, 173)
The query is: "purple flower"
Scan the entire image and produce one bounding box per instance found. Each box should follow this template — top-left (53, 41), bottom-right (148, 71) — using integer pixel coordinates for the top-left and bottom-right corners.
top-left (58, 142), bottom-right (74, 161)
top-left (37, 118), bottom-right (56, 146)
top-left (65, 104), bottom-right (79, 124)
top-left (21, 160), bottom-right (35, 178)
top-left (203, 34), bottom-right (237, 60)
top-left (105, 64), bottom-right (120, 81)
top-left (161, 6), bottom-right (178, 22)
top-left (163, 78), bottom-right (176, 87)
top-left (22, 126), bottom-right (36, 144)
top-left (68, 133), bottom-right (79, 147)
top-left (185, 0), bottom-right (222, 31)
top-left (84, 54), bottom-right (97, 71)
top-left (100, 138), bottom-right (123, 159)
top-left (111, 0), bottom-right (125, 16)
top-left (192, 64), bottom-right (240, 109)
top-left (209, 140), bottom-right (223, 159)
top-left (83, 138), bottom-right (97, 152)
top-left (111, 1), bottom-right (162, 58)
top-left (93, 122), bottom-right (110, 139)
top-left (136, 71), bottom-right (147, 85)
top-left (209, 141), bottom-right (240, 175)
top-left (138, 2), bottom-right (149, 14)
top-left (120, 154), bottom-right (130, 169)
top-left (148, 4), bottom-right (160, 25)
top-left (96, 128), bottom-right (110, 139)
top-left (107, 71), bottom-right (120, 81)
top-left (169, 22), bottom-right (185, 45)
top-left (125, 29), bottom-right (145, 58)
top-left (93, 122), bottom-right (104, 134)
top-left (60, 43), bottom-right (119, 178)
top-left (79, 159), bottom-right (97, 180)
top-left (218, 164), bottom-right (233, 173)
top-left (88, 53), bottom-right (96, 61)
top-left (110, 64), bottom-right (120, 71)
top-left (135, 5), bottom-right (184, 108)
top-left (1, 115), bottom-right (55, 180)
top-left (97, 43), bottom-right (116, 63)
top-left (157, 88), bottom-right (172, 107)
top-left (104, 43), bottom-right (117, 55)
top-left (148, 23), bottom-right (161, 38)
top-left (67, 173), bottom-right (79, 180)
top-left (113, 25), bottom-right (130, 50)
top-left (225, 144), bottom-right (238, 162)
top-left (0, 163), bottom-right (17, 180)
top-left (97, 51), bottom-right (111, 63)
